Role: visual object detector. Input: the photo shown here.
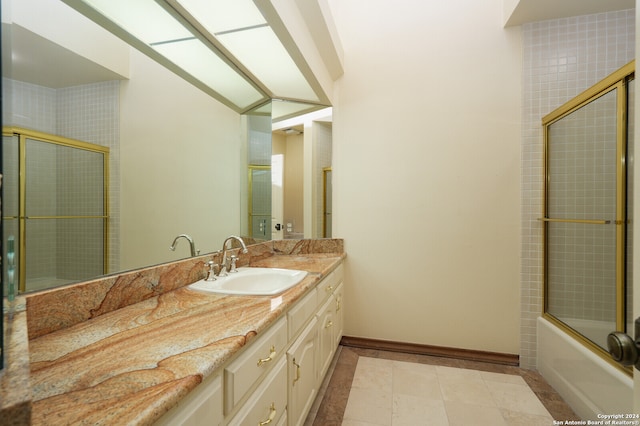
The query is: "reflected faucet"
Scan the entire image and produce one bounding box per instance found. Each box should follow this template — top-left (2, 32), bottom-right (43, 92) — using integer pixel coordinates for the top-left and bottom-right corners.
top-left (218, 235), bottom-right (248, 276)
top-left (169, 234), bottom-right (199, 257)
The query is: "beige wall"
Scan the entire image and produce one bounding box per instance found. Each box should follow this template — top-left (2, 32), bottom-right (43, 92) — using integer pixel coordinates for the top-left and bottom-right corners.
top-left (330, 0), bottom-right (522, 354)
top-left (119, 49), bottom-right (242, 269)
top-left (284, 134), bottom-right (304, 235)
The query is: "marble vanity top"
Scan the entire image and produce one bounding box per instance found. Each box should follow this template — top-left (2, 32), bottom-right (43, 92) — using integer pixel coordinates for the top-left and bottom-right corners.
top-left (2, 239), bottom-right (344, 425)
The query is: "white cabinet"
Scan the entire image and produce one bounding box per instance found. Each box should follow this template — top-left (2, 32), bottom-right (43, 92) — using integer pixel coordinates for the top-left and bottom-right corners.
top-left (333, 282), bottom-right (344, 349)
top-left (227, 357), bottom-right (287, 426)
top-left (155, 373), bottom-right (223, 426)
top-left (224, 317), bottom-right (288, 415)
top-left (318, 283), bottom-right (344, 383)
top-left (287, 317), bottom-right (319, 426)
top-left (287, 264), bottom-right (344, 426)
top-left (317, 295), bottom-right (336, 379)
top-left (156, 261), bottom-right (343, 426)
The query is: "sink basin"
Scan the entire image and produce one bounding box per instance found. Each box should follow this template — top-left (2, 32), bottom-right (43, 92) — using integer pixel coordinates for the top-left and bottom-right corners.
top-left (187, 267), bottom-right (308, 296)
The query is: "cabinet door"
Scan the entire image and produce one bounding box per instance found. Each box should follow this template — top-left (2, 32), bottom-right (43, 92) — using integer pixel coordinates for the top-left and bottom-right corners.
top-left (287, 317), bottom-right (318, 426)
top-left (317, 295), bottom-right (335, 379)
top-left (333, 283), bottom-right (344, 348)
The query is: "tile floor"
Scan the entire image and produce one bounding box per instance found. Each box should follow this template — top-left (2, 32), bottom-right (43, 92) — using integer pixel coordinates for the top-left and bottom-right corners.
top-left (307, 346), bottom-right (580, 426)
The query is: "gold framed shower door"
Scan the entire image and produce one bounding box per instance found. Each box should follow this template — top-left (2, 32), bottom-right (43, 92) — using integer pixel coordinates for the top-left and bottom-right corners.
top-left (3, 127), bottom-right (110, 293)
top-left (540, 61), bottom-right (634, 374)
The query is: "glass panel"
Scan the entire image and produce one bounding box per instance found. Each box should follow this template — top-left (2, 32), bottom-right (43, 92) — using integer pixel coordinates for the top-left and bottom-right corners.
top-left (81, 0), bottom-right (266, 110)
top-left (251, 168), bottom-right (272, 240)
top-left (547, 222), bottom-right (617, 347)
top-left (176, 0), bottom-right (266, 34)
top-left (25, 138), bottom-right (105, 217)
top-left (217, 26), bottom-right (319, 102)
top-left (25, 218), bottom-right (104, 292)
top-left (626, 78), bottom-right (634, 334)
top-left (3, 135), bottom-right (19, 298)
top-left (547, 90), bottom-right (617, 221)
top-left (324, 170), bottom-right (332, 238)
top-left (250, 215), bottom-right (271, 240)
top-left (152, 38), bottom-right (264, 108)
top-left (546, 88), bottom-right (618, 350)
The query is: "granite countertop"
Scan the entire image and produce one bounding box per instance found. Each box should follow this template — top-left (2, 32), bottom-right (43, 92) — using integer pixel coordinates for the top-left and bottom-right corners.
top-left (26, 252), bottom-right (344, 425)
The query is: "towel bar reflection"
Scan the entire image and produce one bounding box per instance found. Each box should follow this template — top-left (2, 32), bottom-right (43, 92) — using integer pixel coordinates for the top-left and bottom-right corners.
top-left (537, 218), bottom-right (611, 225)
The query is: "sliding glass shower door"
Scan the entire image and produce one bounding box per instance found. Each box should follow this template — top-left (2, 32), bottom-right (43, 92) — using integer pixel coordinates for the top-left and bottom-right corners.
top-left (3, 129), bottom-right (109, 293)
top-left (542, 63), bottom-right (633, 358)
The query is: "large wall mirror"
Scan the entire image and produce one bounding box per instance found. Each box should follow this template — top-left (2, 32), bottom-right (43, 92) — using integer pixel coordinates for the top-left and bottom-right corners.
top-left (1, 0), bottom-right (332, 297)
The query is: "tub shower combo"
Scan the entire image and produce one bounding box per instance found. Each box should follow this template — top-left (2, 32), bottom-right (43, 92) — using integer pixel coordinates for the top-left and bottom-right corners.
top-left (538, 62), bottom-right (635, 417)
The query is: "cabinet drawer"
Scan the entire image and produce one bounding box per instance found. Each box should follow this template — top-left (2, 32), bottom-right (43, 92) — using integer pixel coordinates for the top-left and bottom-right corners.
top-left (224, 317), bottom-right (288, 414)
top-left (226, 357), bottom-right (287, 426)
top-left (155, 373), bottom-right (222, 426)
top-left (317, 263), bottom-right (344, 305)
top-left (287, 288), bottom-right (317, 340)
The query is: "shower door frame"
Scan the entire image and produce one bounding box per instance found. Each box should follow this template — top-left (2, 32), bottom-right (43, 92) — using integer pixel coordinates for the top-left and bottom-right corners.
top-left (541, 61), bottom-right (634, 374)
top-left (3, 127), bottom-right (110, 293)
top-left (248, 164), bottom-right (272, 239)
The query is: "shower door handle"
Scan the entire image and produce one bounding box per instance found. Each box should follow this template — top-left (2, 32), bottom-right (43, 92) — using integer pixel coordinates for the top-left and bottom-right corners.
top-left (607, 317), bottom-right (640, 370)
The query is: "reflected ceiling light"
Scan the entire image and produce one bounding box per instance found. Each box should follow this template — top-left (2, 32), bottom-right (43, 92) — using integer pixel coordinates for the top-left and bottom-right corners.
top-left (176, 0), bottom-right (319, 102)
top-left (63, 0), bottom-right (324, 112)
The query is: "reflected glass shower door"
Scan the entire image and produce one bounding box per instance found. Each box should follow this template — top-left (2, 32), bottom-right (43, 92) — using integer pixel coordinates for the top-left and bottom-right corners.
top-left (25, 138), bottom-right (107, 291)
top-left (543, 74), bottom-right (631, 352)
top-left (249, 166), bottom-right (272, 240)
top-left (323, 168), bottom-right (332, 238)
top-left (2, 129), bottom-right (109, 293)
top-left (3, 135), bottom-right (19, 297)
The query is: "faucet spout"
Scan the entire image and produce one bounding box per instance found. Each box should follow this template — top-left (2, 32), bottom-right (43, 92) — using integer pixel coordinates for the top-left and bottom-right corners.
top-left (169, 234), bottom-right (198, 257)
top-left (219, 235), bottom-right (248, 276)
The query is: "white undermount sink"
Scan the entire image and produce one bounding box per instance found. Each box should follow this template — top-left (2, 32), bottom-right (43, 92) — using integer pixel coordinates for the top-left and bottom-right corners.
top-left (187, 267), bottom-right (308, 296)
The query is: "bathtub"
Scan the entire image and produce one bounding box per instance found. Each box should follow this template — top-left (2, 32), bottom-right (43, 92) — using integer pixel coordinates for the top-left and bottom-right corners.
top-left (537, 316), bottom-right (633, 419)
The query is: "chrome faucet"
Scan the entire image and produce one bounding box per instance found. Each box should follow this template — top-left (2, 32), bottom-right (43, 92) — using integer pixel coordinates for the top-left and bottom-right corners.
top-left (218, 235), bottom-right (248, 276)
top-left (169, 234), bottom-right (199, 257)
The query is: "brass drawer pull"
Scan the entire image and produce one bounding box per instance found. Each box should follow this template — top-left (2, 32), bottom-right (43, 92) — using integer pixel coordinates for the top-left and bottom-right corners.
top-left (325, 320), bottom-right (333, 329)
top-left (336, 297), bottom-right (341, 312)
top-left (293, 358), bottom-right (301, 384)
top-left (257, 346), bottom-right (276, 367)
top-left (258, 403), bottom-right (276, 426)
top-left (325, 285), bottom-right (333, 292)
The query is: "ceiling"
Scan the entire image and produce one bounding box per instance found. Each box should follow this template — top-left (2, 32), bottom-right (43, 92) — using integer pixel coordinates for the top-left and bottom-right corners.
top-left (505, 0), bottom-right (635, 27)
top-left (6, 1), bottom-right (636, 100)
top-left (2, 23), bottom-right (125, 89)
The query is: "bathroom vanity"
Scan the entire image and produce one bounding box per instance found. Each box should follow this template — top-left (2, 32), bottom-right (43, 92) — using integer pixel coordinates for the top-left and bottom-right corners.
top-left (156, 261), bottom-right (344, 426)
top-left (4, 239), bottom-right (344, 425)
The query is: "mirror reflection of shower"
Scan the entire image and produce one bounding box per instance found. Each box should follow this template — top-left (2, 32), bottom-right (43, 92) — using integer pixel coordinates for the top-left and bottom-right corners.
top-left (2, 129), bottom-right (109, 293)
top-left (271, 104), bottom-right (333, 240)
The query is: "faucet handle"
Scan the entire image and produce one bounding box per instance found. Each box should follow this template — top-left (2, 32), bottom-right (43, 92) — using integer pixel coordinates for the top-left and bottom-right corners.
top-left (229, 255), bottom-right (239, 273)
top-left (205, 260), bottom-right (217, 281)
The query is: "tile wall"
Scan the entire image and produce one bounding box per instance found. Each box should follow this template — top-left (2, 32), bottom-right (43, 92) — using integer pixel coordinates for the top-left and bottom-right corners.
top-left (520, 10), bottom-right (635, 369)
top-left (3, 79), bottom-right (120, 286)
